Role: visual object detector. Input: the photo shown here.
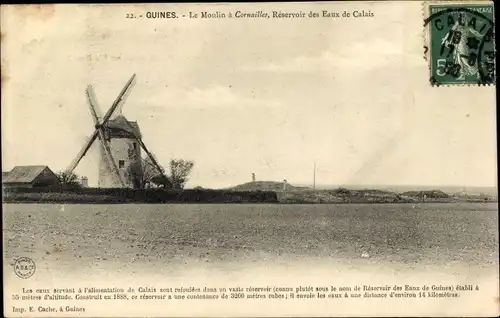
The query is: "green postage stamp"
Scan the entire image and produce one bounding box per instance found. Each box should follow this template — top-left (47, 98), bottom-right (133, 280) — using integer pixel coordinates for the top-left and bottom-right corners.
top-left (424, 1), bottom-right (495, 86)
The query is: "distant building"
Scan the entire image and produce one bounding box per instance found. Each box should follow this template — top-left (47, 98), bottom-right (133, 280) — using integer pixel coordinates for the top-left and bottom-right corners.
top-left (2, 166), bottom-right (61, 188)
top-left (252, 173), bottom-right (256, 182)
top-left (81, 176), bottom-right (89, 188)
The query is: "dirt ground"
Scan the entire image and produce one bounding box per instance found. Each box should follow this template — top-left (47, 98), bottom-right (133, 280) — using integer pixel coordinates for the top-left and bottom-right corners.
top-left (3, 202), bottom-right (498, 277)
top-left (3, 202), bottom-right (499, 316)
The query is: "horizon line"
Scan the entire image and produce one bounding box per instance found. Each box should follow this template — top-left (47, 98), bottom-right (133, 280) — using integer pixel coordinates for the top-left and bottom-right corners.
top-left (242, 181), bottom-right (498, 190)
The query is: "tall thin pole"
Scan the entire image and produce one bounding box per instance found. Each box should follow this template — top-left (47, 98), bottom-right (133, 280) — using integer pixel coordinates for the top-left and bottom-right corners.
top-left (313, 162), bottom-right (316, 190)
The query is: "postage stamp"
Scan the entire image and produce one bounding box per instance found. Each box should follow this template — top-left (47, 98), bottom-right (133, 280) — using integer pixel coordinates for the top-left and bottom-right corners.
top-left (14, 257), bottom-right (36, 279)
top-left (424, 1), bottom-right (495, 86)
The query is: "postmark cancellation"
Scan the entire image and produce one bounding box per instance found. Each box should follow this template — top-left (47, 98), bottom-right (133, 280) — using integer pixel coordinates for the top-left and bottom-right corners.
top-left (423, 1), bottom-right (495, 86)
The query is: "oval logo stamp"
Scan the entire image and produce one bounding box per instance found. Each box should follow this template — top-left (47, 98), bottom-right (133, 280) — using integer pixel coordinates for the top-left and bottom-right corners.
top-left (424, 2), bottom-right (495, 86)
top-left (14, 257), bottom-right (36, 279)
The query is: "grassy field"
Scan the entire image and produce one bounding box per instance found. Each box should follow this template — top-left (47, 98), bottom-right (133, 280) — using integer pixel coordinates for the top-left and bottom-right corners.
top-left (3, 202), bottom-right (498, 279)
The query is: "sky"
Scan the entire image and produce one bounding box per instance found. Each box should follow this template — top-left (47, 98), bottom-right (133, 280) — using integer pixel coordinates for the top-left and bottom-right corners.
top-left (1, 2), bottom-right (497, 189)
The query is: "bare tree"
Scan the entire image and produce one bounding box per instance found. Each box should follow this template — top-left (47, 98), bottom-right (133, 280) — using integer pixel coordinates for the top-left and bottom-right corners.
top-left (127, 157), bottom-right (171, 189)
top-left (126, 159), bottom-right (144, 189)
top-left (57, 171), bottom-right (82, 190)
top-left (126, 157), bottom-right (193, 190)
top-left (143, 157), bottom-right (171, 188)
top-left (169, 159), bottom-right (194, 190)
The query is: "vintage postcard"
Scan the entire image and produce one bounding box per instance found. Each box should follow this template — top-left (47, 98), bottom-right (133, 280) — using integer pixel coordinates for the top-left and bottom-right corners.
top-left (1, 1), bottom-right (498, 317)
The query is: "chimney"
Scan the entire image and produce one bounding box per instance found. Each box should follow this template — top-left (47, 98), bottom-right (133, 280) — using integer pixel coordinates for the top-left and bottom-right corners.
top-left (252, 173), bottom-right (256, 182)
top-left (283, 179), bottom-right (287, 191)
top-left (81, 176), bottom-right (88, 188)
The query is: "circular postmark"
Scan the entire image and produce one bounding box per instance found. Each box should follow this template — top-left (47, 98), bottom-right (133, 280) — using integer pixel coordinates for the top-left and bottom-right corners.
top-left (14, 257), bottom-right (36, 279)
top-left (424, 5), bottom-right (495, 86)
top-left (476, 25), bottom-right (495, 85)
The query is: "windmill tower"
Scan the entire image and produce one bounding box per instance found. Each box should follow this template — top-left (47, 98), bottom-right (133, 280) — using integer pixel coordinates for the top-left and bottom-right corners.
top-left (65, 74), bottom-right (167, 188)
top-left (98, 114), bottom-right (142, 187)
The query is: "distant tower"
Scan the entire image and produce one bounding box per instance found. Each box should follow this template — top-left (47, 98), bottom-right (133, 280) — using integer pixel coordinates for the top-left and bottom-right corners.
top-left (283, 179), bottom-right (288, 191)
top-left (81, 176), bottom-right (88, 188)
top-left (98, 115), bottom-right (142, 188)
top-left (313, 162), bottom-right (316, 190)
top-left (252, 173), bottom-right (256, 182)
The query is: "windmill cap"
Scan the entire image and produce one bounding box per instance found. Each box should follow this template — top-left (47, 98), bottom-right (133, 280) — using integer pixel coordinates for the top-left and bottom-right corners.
top-left (107, 115), bottom-right (142, 138)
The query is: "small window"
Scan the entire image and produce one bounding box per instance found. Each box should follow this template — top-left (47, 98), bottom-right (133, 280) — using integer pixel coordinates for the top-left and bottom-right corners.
top-left (119, 160), bottom-right (125, 168)
top-left (133, 143), bottom-right (137, 150)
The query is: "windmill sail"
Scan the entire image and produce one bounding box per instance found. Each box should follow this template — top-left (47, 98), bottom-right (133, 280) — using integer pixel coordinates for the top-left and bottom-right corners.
top-left (65, 74), bottom-right (136, 175)
top-left (86, 85), bottom-right (126, 187)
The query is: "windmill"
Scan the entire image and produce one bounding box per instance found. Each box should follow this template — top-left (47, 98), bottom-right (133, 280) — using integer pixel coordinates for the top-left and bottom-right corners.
top-left (65, 74), bottom-right (167, 188)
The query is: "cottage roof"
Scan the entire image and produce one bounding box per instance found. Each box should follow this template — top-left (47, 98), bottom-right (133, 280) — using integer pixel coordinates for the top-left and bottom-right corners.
top-left (2, 166), bottom-right (50, 183)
